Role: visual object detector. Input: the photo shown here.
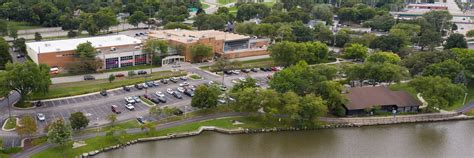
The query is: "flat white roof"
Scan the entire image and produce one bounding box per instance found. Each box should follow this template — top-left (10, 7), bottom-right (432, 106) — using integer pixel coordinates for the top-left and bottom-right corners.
top-left (26, 35), bottom-right (141, 54)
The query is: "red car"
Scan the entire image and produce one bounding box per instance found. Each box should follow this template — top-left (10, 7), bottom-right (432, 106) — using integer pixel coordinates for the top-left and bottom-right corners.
top-left (111, 105), bottom-right (121, 114)
top-left (115, 73), bottom-right (125, 77)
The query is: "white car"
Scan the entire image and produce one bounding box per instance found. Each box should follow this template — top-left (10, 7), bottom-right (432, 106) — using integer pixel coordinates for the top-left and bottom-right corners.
top-left (208, 81), bottom-right (215, 85)
top-left (133, 96), bottom-right (142, 102)
top-left (231, 79), bottom-right (239, 84)
top-left (233, 70), bottom-right (240, 74)
top-left (177, 87), bottom-right (185, 93)
top-left (238, 77), bottom-right (247, 82)
top-left (125, 97), bottom-right (136, 104)
top-left (180, 76), bottom-right (188, 80)
top-left (142, 83), bottom-right (148, 88)
top-left (155, 91), bottom-right (165, 97)
top-left (217, 98), bottom-right (227, 104)
top-left (183, 82), bottom-right (189, 86)
top-left (124, 103), bottom-right (135, 110)
top-left (179, 83), bottom-right (185, 87)
top-left (37, 113), bottom-right (46, 121)
top-left (166, 88), bottom-right (174, 94)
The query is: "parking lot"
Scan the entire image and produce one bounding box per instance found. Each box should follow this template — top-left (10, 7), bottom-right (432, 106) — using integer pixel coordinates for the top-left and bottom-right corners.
top-left (222, 69), bottom-right (275, 88)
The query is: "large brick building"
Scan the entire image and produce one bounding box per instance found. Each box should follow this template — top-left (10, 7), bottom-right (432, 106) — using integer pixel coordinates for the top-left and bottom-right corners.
top-left (26, 35), bottom-right (146, 70)
top-left (148, 29), bottom-right (270, 62)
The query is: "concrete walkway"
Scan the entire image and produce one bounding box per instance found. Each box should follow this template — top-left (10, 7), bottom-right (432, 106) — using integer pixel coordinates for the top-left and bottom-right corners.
top-left (320, 112), bottom-right (465, 126)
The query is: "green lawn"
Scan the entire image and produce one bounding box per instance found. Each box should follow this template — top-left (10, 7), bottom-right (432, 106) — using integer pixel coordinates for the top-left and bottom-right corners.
top-left (202, 3), bottom-right (210, 9)
top-left (3, 117), bottom-right (16, 130)
top-left (31, 116), bottom-right (284, 158)
top-left (189, 74), bottom-right (202, 79)
top-left (218, 0), bottom-right (236, 5)
top-left (30, 71), bottom-right (186, 100)
top-left (7, 21), bottom-right (41, 30)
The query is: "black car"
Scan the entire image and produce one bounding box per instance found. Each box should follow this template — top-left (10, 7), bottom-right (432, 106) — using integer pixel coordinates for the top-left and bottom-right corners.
top-left (84, 75), bottom-right (95, 80)
top-left (34, 101), bottom-right (43, 107)
top-left (242, 69), bottom-right (250, 73)
top-left (172, 91), bottom-right (183, 99)
top-left (157, 96), bottom-right (167, 103)
top-left (135, 84), bottom-right (144, 90)
top-left (160, 79), bottom-right (169, 84)
top-left (100, 90), bottom-right (107, 96)
top-left (184, 90), bottom-right (195, 97)
top-left (136, 116), bottom-right (145, 124)
top-left (137, 70), bottom-right (147, 75)
top-left (123, 86), bottom-right (131, 91)
top-left (251, 68), bottom-right (259, 72)
top-left (150, 98), bottom-right (161, 104)
top-left (224, 70), bottom-right (232, 75)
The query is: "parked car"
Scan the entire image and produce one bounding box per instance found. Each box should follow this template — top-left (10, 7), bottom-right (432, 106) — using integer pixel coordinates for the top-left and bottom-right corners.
top-left (100, 90), bottom-right (107, 96)
top-left (182, 82), bottom-right (189, 86)
top-left (232, 70), bottom-right (240, 75)
top-left (153, 81), bottom-right (160, 86)
top-left (255, 82), bottom-right (261, 87)
top-left (160, 79), bottom-right (169, 84)
top-left (242, 69), bottom-right (251, 73)
top-left (157, 96), bottom-right (167, 103)
top-left (83, 75), bottom-right (95, 80)
top-left (220, 85), bottom-right (227, 91)
top-left (224, 70), bottom-right (232, 75)
top-left (150, 98), bottom-right (161, 104)
top-left (137, 70), bottom-right (147, 75)
top-left (133, 96), bottom-right (142, 103)
top-left (180, 76), bottom-right (188, 81)
top-left (238, 77), bottom-right (247, 82)
top-left (184, 89), bottom-right (195, 97)
top-left (142, 83), bottom-right (148, 89)
top-left (124, 103), bottom-right (135, 110)
top-left (206, 81), bottom-right (215, 86)
top-left (146, 81), bottom-right (155, 87)
top-left (177, 87), bottom-right (185, 93)
top-left (136, 116), bottom-right (145, 124)
top-left (155, 91), bottom-right (165, 97)
top-left (37, 113), bottom-right (46, 121)
top-left (231, 79), bottom-right (239, 84)
top-left (135, 84), bottom-right (144, 90)
top-left (217, 98), bottom-right (227, 104)
top-left (111, 105), bottom-right (121, 114)
top-left (172, 91), bottom-right (183, 99)
top-left (251, 68), bottom-right (259, 72)
top-left (174, 109), bottom-right (184, 115)
top-left (34, 101), bottom-right (43, 107)
top-left (115, 73), bottom-right (125, 77)
top-left (189, 85), bottom-right (197, 91)
top-left (123, 86), bottom-right (131, 91)
top-left (166, 88), bottom-right (174, 94)
top-left (170, 77), bottom-right (179, 83)
top-left (125, 97), bottom-right (136, 104)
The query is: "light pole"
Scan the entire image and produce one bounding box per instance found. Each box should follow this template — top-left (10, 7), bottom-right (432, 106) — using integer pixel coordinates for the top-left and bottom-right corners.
top-left (462, 93), bottom-right (468, 105)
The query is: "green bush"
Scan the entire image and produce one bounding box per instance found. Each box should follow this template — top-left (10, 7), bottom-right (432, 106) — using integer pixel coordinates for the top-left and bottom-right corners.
top-left (1, 147), bottom-right (22, 154)
top-left (334, 105), bottom-right (346, 117)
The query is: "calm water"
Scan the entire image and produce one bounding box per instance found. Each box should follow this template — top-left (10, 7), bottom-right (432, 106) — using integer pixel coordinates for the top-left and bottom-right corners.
top-left (96, 120), bottom-right (474, 158)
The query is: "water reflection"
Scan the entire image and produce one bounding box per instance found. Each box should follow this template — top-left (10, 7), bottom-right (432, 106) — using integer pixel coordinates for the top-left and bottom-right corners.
top-left (96, 120), bottom-right (474, 158)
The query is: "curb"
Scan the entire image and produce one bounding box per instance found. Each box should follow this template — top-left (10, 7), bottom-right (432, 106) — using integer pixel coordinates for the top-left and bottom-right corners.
top-left (2, 117), bottom-right (18, 132)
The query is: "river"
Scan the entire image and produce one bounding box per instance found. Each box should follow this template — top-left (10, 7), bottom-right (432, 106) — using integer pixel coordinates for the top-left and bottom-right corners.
top-left (96, 120), bottom-right (474, 158)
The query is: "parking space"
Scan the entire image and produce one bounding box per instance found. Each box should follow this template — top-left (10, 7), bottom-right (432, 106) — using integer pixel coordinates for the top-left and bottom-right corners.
top-left (222, 69), bottom-right (275, 88)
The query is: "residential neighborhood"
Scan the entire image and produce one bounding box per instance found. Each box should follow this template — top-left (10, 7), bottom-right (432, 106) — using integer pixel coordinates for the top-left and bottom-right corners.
top-left (0, 0), bottom-right (474, 158)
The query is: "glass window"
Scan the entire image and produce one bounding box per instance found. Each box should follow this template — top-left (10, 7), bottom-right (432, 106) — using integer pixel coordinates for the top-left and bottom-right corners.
top-left (105, 57), bottom-right (119, 69)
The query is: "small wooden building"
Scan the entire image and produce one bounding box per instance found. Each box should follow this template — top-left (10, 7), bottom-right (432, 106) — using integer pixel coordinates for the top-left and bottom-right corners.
top-left (344, 86), bottom-right (422, 115)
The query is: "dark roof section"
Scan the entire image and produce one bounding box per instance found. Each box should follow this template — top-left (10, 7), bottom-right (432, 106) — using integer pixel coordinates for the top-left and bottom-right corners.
top-left (344, 86), bottom-right (422, 110)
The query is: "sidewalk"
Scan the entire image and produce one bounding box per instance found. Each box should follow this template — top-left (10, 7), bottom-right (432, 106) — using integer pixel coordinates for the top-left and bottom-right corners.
top-left (320, 112), bottom-right (466, 126)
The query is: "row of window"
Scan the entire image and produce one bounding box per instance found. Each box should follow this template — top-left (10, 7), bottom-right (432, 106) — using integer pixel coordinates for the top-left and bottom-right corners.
top-left (105, 55), bottom-right (148, 69)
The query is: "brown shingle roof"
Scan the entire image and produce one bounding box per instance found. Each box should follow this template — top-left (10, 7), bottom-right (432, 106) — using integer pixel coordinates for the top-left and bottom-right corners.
top-left (344, 86), bottom-right (422, 110)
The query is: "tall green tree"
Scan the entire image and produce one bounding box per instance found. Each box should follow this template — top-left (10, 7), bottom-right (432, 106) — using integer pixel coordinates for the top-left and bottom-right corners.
top-left (128, 11), bottom-right (147, 28)
top-left (8, 25), bottom-right (18, 40)
top-left (190, 44), bottom-right (213, 62)
top-left (402, 51), bottom-right (456, 76)
top-left (191, 85), bottom-right (221, 109)
top-left (409, 76), bottom-right (465, 109)
top-left (34, 32), bottom-right (42, 41)
top-left (0, 37), bottom-right (11, 70)
top-left (296, 94), bottom-right (328, 127)
top-left (344, 44), bottom-right (368, 61)
top-left (366, 52), bottom-right (401, 64)
top-left (444, 33), bottom-right (468, 49)
top-left (47, 119), bottom-right (72, 145)
top-left (69, 112), bottom-right (89, 130)
top-left (422, 59), bottom-right (464, 81)
top-left (2, 61), bottom-right (51, 102)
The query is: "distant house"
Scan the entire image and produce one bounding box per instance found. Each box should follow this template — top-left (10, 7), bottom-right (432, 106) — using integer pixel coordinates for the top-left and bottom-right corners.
top-left (343, 86), bottom-right (422, 115)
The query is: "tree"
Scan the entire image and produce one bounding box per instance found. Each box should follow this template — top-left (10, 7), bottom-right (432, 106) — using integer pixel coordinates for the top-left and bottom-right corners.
top-left (366, 52), bottom-right (401, 64)
top-left (66, 42), bottom-right (101, 74)
top-left (295, 94), bottom-right (328, 126)
top-left (143, 39), bottom-right (168, 65)
top-left (34, 32), bottom-right (42, 41)
top-left (335, 29), bottom-right (351, 47)
top-left (190, 44), bottom-right (213, 62)
top-left (314, 23), bottom-right (334, 44)
top-left (47, 119), bottom-right (72, 145)
top-left (191, 85), bottom-right (220, 109)
top-left (269, 41), bottom-right (329, 66)
top-left (402, 51), bottom-right (456, 76)
top-left (422, 11), bottom-right (453, 33)
top-left (163, 22), bottom-right (192, 30)
top-left (12, 38), bottom-right (26, 54)
top-left (466, 30), bottom-right (474, 37)
top-left (108, 74), bottom-right (116, 83)
top-left (444, 33), bottom-right (468, 49)
top-left (0, 37), bottom-right (11, 70)
top-left (8, 25), bottom-right (18, 40)
top-left (344, 44), bottom-right (368, 61)
top-left (312, 4), bottom-right (333, 24)
top-left (418, 29), bottom-right (442, 51)
top-left (422, 59), bottom-right (464, 81)
top-left (232, 77), bottom-right (258, 93)
top-left (370, 34), bottom-right (405, 52)
top-left (231, 87), bottom-right (262, 112)
top-left (106, 114), bottom-right (117, 126)
top-left (67, 30), bottom-right (77, 38)
top-left (69, 112), bottom-right (89, 130)
top-left (149, 106), bottom-right (163, 118)
top-left (409, 76), bottom-right (465, 109)
top-left (128, 11), bottom-right (147, 28)
top-left (337, 8), bottom-right (358, 22)
top-left (16, 115), bottom-right (37, 138)
top-left (76, 42), bottom-right (96, 59)
top-left (0, 20), bottom-right (7, 36)
top-left (363, 14), bottom-right (395, 31)
top-left (345, 62), bottom-right (408, 86)
top-left (2, 61), bottom-right (51, 103)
